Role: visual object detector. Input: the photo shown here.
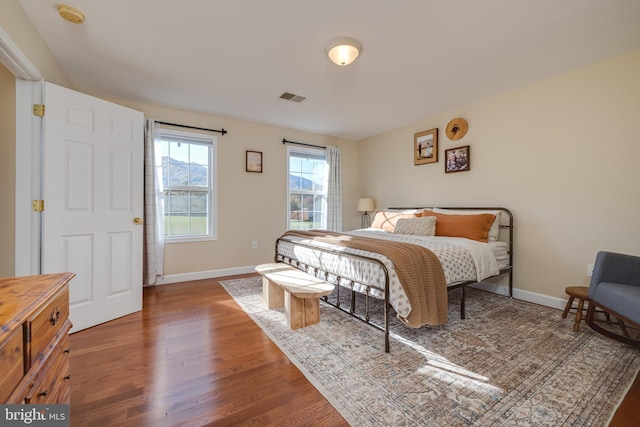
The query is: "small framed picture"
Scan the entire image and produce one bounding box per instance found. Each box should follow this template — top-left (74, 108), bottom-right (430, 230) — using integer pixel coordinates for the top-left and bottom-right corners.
top-left (246, 150), bottom-right (262, 173)
top-left (445, 145), bottom-right (470, 173)
top-left (414, 128), bottom-right (438, 165)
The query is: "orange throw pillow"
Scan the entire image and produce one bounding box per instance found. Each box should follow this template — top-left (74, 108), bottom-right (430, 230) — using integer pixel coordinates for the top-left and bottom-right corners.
top-left (370, 211), bottom-right (421, 232)
top-left (424, 211), bottom-right (496, 242)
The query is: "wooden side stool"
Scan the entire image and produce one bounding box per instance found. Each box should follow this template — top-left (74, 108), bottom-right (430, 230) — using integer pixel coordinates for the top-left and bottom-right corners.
top-left (562, 285), bottom-right (631, 336)
top-left (562, 286), bottom-right (590, 332)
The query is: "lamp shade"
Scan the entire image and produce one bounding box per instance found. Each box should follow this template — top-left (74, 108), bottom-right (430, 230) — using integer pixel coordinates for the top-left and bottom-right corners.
top-left (326, 38), bottom-right (362, 66)
top-left (357, 198), bottom-right (375, 212)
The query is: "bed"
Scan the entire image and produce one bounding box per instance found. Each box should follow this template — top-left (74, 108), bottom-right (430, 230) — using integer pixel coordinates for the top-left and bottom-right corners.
top-left (274, 207), bottom-right (513, 352)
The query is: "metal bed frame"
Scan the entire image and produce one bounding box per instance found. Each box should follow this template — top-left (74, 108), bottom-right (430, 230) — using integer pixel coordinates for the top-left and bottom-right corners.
top-left (274, 207), bottom-right (513, 353)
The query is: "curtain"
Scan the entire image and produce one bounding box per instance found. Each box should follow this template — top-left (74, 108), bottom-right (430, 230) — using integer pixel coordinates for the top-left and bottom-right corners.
top-left (142, 119), bottom-right (165, 285)
top-left (325, 146), bottom-right (343, 232)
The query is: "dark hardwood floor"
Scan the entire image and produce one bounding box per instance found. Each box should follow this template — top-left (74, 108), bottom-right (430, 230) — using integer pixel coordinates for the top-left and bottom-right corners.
top-left (69, 274), bottom-right (347, 426)
top-left (70, 275), bottom-right (640, 426)
top-left (609, 369), bottom-right (640, 427)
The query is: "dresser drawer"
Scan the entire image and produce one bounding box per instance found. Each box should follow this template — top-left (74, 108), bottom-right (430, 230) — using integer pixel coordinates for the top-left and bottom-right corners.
top-left (29, 286), bottom-right (69, 365)
top-left (24, 333), bottom-right (70, 405)
top-left (1, 273), bottom-right (74, 405)
top-left (0, 328), bottom-right (24, 402)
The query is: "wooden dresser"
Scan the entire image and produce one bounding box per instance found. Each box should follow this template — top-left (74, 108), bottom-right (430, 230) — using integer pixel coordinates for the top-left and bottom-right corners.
top-left (0, 272), bottom-right (74, 404)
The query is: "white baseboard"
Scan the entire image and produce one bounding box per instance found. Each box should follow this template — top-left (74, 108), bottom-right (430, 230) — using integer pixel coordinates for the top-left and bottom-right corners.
top-left (512, 288), bottom-right (567, 310)
top-left (470, 281), bottom-right (510, 297)
top-left (471, 281), bottom-right (567, 310)
top-left (152, 265), bottom-right (257, 286)
top-left (152, 267), bottom-right (569, 311)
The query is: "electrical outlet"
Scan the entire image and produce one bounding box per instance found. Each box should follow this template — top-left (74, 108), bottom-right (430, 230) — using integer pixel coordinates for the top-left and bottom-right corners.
top-left (251, 241), bottom-right (258, 250)
top-left (587, 264), bottom-right (594, 277)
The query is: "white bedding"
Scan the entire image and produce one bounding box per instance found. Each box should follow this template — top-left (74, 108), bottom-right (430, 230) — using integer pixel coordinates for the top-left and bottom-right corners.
top-left (276, 228), bottom-right (506, 321)
top-left (489, 241), bottom-right (510, 271)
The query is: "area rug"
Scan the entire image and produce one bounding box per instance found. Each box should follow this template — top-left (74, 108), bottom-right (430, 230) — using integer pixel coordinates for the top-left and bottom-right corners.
top-left (219, 277), bottom-right (640, 426)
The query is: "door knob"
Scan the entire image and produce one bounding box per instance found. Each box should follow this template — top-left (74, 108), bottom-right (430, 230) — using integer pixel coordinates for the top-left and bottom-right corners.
top-left (133, 217), bottom-right (144, 225)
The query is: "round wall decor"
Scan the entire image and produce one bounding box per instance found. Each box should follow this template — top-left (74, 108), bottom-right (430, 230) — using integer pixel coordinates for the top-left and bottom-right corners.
top-left (445, 118), bottom-right (468, 141)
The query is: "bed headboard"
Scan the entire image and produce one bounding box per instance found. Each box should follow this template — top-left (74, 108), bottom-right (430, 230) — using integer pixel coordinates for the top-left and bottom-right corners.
top-left (386, 207), bottom-right (512, 238)
top-left (387, 206), bottom-right (513, 283)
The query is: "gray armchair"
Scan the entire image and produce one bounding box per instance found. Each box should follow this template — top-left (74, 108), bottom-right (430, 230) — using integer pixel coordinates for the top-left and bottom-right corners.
top-left (586, 251), bottom-right (640, 346)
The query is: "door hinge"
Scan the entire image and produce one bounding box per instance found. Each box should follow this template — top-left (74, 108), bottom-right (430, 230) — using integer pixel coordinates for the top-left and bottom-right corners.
top-left (32, 200), bottom-right (45, 212)
top-left (33, 104), bottom-right (45, 117)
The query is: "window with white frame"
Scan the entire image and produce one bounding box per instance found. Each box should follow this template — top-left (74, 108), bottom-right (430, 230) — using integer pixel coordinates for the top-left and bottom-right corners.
top-left (155, 128), bottom-right (217, 241)
top-left (287, 146), bottom-right (327, 230)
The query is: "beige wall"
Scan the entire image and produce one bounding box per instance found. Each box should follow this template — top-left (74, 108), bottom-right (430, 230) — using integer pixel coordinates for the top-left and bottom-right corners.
top-left (0, 0), bottom-right (70, 86)
top-left (0, 63), bottom-right (16, 277)
top-left (358, 50), bottom-right (640, 300)
top-left (3, 0), bottom-right (638, 300)
top-left (0, 2), bottom-right (69, 278)
top-left (104, 100), bottom-right (360, 276)
top-left (1, 1), bottom-right (361, 279)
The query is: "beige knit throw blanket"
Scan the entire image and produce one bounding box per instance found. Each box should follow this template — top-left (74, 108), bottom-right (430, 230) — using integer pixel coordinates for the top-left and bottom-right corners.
top-left (281, 230), bottom-right (447, 327)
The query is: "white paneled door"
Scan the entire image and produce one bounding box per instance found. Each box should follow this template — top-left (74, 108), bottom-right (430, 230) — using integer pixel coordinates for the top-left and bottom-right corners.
top-left (42, 82), bottom-right (144, 332)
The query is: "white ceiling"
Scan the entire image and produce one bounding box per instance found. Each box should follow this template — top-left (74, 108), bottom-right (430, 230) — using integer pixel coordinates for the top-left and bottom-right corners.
top-left (18, 0), bottom-right (640, 140)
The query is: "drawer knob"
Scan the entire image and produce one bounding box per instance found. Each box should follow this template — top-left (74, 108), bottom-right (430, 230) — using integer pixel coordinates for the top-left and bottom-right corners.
top-left (64, 348), bottom-right (71, 354)
top-left (64, 375), bottom-right (71, 380)
top-left (38, 390), bottom-right (48, 397)
top-left (50, 307), bottom-right (61, 325)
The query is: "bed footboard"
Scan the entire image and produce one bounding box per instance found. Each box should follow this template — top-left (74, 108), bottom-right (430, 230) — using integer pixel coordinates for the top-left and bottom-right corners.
top-left (275, 238), bottom-right (392, 352)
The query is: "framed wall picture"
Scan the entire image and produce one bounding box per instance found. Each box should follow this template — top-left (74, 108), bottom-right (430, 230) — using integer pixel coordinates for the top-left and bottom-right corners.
top-left (414, 128), bottom-right (438, 165)
top-left (445, 145), bottom-right (470, 173)
top-left (246, 150), bottom-right (263, 173)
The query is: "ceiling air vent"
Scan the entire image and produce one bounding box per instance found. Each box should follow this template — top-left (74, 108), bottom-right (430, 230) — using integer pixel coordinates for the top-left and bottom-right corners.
top-left (279, 92), bottom-right (306, 103)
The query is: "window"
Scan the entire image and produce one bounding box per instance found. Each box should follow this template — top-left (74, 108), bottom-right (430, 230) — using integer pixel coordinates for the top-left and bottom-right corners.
top-left (155, 128), bottom-right (217, 241)
top-left (287, 146), bottom-right (327, 230)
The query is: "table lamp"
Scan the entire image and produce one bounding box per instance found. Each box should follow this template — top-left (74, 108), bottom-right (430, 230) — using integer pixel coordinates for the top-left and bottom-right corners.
top-left (357, 198), bottom-right (375, 228)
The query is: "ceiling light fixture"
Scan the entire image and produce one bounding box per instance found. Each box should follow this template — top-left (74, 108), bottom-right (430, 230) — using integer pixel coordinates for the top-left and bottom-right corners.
top-left (58, 4), bottom-right (85, 24)
top-left (325, 38), bottom-right (362, 66)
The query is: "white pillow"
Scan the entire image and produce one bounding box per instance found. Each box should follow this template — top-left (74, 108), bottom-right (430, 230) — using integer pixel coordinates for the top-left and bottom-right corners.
top-left (432, 208), bottom-right (502, 241)
top-left (393, 216), bottom-right (436, 236)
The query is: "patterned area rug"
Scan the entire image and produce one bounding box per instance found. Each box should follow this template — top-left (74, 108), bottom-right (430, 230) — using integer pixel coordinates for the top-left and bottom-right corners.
top-left (220, 277), bottom-right (640, 426)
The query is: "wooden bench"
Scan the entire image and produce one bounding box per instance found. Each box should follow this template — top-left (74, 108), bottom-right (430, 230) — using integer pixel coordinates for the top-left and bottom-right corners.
top-left (255, 263), bottom-right (334, 329)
